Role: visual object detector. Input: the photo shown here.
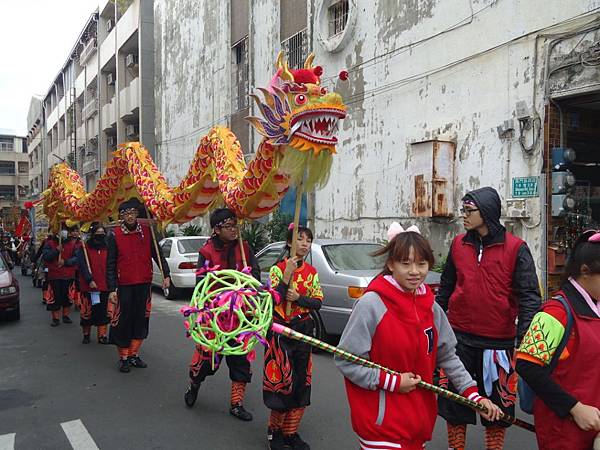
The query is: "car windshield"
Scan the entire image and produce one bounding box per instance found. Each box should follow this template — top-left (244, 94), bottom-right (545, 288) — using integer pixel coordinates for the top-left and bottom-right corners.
top-left (321, 243), bottom-right (385, 271)
top-left (177, 238), bottom-right (207, 254)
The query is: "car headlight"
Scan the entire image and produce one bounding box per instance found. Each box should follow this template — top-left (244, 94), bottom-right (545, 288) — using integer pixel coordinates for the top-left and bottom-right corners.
top-left (0, 286), bottom-right (17, 295)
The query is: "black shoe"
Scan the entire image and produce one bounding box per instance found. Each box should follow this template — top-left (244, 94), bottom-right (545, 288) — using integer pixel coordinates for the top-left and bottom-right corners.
top-left (118, 359), bottom-right (130, 373)
top-left (128, 355), bottom-right (148, 368)
top-left (267, 429), bottom-right (289, 450)
top-left (50, 319), bottom-right (60, 327)
top-left (230, 404), bottom-right (253, 421)
top-left (284, 433), bottom-right (310, 450)
top-left (82, 335), bottom-right (91, 344)
top-left (62, 316), bottom-right (72, 324)
top-left (184, 383), bottom-right (200, 408)
top-left (98, 336), bottom-right (109, 345)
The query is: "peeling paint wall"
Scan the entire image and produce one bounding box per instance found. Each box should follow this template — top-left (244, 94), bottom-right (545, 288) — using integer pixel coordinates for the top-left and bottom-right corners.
top-left (154, 0), bottom-right (600, 268)
top-left (311, 0), bottom-right (600, 268)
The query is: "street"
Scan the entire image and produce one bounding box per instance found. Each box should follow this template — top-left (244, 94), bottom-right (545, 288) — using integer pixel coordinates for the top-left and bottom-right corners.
top-left (1, 274), bottom-right (537, 450)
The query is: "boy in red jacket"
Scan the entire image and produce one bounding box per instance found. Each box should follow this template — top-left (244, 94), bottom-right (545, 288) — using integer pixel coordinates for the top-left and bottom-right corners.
top-left (336, 225), bottom-right (500, 450)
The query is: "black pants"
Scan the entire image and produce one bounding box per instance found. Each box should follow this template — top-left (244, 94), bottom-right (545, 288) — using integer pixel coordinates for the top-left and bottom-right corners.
top-left (263, 319), bottom-right (313, 411)
top-left (189, 348), bottom-right (252, 385)
top-left (109, 283), bottom-right (151, 348)
top-left (80, 292), bottom-right (110, 327)
top-left (46, 279), bottom-right (73, 312)
top-left (438, 341), bottom-right (516, 427)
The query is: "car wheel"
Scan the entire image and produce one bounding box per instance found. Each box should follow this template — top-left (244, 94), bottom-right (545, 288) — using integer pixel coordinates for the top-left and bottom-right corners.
top-left (309, 311), bottom-right (326, 353)
top-left (8, 305), bottom-right (20, 321)
top-left (163, 285), bottom-right (180, 300)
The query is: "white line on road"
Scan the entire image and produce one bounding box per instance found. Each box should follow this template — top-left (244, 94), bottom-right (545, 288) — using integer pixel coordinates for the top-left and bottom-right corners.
top-left (60, 420), bottom-right (100, 450)
top-left (0, 433), bottom-right (15, 450)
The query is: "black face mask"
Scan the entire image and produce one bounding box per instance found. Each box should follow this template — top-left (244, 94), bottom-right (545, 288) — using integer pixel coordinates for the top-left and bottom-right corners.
top-left (90, 234), bottom-right (106, 246)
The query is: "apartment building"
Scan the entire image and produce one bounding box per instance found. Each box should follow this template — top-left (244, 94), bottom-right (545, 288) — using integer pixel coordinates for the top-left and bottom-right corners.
top-left (0, 132), bottom-right (29, 228)
top-left (26, 96), bottom-right (44, 199)
top-left (41, 0), bottom-right (154, 191)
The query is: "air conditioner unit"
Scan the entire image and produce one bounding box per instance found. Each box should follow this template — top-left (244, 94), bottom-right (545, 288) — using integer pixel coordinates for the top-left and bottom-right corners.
top-left (125, 124), bottom-right (138, 137)
top-left (106, 19), bottom-right (114, 32)
top-left (125, 53), bottom-right (138, 68)
top-left (107, 73), bottom-right (115, 86)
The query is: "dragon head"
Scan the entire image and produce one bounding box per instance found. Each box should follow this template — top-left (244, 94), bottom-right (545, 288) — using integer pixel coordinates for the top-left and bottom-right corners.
top-left (248, 52), bottom-right (347, 156)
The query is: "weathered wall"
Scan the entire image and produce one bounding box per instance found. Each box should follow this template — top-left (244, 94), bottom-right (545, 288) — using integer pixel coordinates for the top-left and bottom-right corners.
top-left (154, 0), bottom-right (600, 269)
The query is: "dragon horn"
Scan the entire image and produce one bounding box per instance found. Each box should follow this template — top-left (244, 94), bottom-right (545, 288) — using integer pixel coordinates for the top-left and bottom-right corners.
top-left (304, 53), bottom-right (315, 69)
top-left (281, 60), bottom-right (294, 81)
top-left (276, 51), bottom-right (284, 69)
top-left (256, 87), bottom-right (275, 109)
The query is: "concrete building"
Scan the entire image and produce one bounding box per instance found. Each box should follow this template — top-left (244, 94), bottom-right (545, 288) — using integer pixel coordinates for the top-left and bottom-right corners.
top-left (26, 96), bottom-right (44, 200)
top-left (0, 132), bottom-right (29, 228)
top-left (152, 1), bottom-right (600, 294)
top-left (41, 0), bottom-right (154, 191)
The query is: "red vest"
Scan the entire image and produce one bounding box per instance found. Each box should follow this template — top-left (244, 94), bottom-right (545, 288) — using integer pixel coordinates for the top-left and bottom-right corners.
top-left (199, 238), bottom-right (251, 271)
top-left (534, 291), bottom-right (600, 450)
top-left (113, 225), bottom-right (153, 285)
top-left (447, 232), bottom-right (523, 339)
top-left (346, 276), bottom-right (438, 445)
top-left (78, 243), bottom-right (108, 293)
top-left (46, 238), bottom-right (80, 280)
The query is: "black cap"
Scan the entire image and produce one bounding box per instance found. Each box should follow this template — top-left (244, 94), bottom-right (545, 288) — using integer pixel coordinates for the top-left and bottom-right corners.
top-left (118, 198), bottom-right (143, 213)
top-left (209, 208), bottom-right (236, 228)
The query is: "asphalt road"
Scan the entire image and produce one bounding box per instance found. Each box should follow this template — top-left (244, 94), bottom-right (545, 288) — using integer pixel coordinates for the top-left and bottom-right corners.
top-left (0, 273), bottom-right (538, 449)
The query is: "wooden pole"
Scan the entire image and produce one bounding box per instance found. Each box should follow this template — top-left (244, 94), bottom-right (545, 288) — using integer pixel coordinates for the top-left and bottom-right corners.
top-left (144, 207), bottom-right (165, 281)
top-left (286, 176), bottom-right (305, 316)
top-left (237, 219), bottom-right (248, 268)
top-left (81, 240), bottom-right (93, 277)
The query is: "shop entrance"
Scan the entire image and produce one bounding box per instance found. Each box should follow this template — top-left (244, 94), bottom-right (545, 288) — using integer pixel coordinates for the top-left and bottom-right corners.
top-left (546, 93), bottom-right (600, 291)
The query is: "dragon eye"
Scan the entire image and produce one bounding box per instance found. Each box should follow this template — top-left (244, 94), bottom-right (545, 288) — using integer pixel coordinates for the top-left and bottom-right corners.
top-left (320, 87), bottom-right (328, 95)
top-left (294, 94), bottom-right (307, 105)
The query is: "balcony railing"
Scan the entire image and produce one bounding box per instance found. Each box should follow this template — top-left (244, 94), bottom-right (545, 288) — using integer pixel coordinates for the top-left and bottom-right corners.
top-left (0, 142), bottom-right (14, 152)
top-left (79, 38), bottom-right (97, 65)
top-left (82, 158), bottom-right (98, 175)
top-left (83, 99), bottom-right (98, 120)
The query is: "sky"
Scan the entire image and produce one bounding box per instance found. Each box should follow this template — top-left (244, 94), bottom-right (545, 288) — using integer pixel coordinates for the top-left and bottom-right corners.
top-left (0, 0), bottom-right (100, 136)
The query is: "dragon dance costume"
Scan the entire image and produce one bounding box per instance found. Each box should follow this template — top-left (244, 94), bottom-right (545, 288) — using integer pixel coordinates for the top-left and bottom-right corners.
top-left (264, 259), bottom-right (323, 449)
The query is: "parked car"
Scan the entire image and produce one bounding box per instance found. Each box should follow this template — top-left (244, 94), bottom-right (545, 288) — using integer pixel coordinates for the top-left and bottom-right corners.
top-left (256, 240), bottom-right (441, 339)
top-left (152, 236), bottom-right (210, 299)
top-left (0, 252), bottom-right (20, 321)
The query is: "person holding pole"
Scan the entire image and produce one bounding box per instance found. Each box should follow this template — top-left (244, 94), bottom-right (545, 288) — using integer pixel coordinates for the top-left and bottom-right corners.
top-left (106, 199), bottom-right (170, 373)
top-left (184, 207), bottom-right (260, 421)
top-left (335, 224), bottom-right (501, 450)
top-left (74, 222), bottom-right (110, 345)
top-left (264, 223), bottom-right (322, 450)
top-left (42, 225), bottom-right (80, 326)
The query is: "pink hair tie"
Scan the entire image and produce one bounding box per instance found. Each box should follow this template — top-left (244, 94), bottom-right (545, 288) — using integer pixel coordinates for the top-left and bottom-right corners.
top-left (288, 223), bottom-right (295, 231)
top-left (587, 230), bottom-right (600, 242)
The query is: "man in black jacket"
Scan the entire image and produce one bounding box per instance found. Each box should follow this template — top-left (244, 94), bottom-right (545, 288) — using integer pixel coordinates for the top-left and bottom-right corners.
top-left (436, 186), bottom-right (541, 450)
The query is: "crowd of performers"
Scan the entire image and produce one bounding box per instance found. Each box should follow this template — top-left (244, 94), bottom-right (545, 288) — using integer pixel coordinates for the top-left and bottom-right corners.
top-left (26, 186), bottom-right (600, 450)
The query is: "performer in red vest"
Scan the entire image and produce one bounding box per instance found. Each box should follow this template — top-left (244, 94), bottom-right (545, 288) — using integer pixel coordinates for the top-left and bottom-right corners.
top-left (42, 225), bottom-right (81, 326)
top-left (516, 230), bottom-right (600, 449)
top-left (74, 223), bottom-right (110, 345)
top-left (436, 187), bottom-right (541, 450)
top-left (106, 199), bottom-right (170, 373)
top-left (184, 208), bottom-right (260, 422)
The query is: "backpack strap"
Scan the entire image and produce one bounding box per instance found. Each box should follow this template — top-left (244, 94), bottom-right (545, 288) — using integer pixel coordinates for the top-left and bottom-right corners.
top-left (548, 294), bottom-right (574, 372)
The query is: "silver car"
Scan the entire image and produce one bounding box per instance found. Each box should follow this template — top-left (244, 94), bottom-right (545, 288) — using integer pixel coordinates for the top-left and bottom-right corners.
top-left (256, 239), bottom-right (441, 339)
top-left (152, 236), bottom-right (209, 299)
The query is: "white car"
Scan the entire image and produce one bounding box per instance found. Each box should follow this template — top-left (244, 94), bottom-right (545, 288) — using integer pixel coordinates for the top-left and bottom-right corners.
top-left (152, 236), bottom-right (209, 299)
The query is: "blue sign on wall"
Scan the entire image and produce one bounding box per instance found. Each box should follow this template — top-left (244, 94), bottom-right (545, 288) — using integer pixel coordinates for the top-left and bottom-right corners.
top-left (512, 176), bottom-right (539, 198)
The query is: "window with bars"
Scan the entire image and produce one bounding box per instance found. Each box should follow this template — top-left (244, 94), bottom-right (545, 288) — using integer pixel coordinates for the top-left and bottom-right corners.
top-left (328, 0), bottom-right (349, 37)
top-left (282, 28), bottom-right (309, 70)
top-left (231, 37), bottom-right (249, 111)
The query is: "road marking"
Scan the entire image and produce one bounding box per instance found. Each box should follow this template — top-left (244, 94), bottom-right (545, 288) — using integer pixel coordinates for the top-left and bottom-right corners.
top-left (0, 434), bottom-right (15, 450)
top-left (60, 420), bottom-right (100, 450)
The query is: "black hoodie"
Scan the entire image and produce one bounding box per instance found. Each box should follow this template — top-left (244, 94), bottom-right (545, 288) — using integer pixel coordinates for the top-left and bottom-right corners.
top-left (436, 187), bottom-right (541, 349)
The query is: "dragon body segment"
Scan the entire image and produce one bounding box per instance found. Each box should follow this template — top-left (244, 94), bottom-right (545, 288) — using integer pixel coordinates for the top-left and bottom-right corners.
top-left (43, 53), bottom-right (346, 230)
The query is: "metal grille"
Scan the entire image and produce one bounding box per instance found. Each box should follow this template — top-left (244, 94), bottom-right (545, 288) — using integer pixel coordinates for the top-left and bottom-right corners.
top-left (281, 28), bottom-right (308, 69)
top-left (231, 37), bottom-right (249, 111)
top-left (328, 0), bottom-right (349, 37)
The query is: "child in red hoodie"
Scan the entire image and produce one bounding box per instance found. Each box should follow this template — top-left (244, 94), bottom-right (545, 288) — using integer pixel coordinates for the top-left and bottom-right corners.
top-left (335, 224), bottom-right (501, 450)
